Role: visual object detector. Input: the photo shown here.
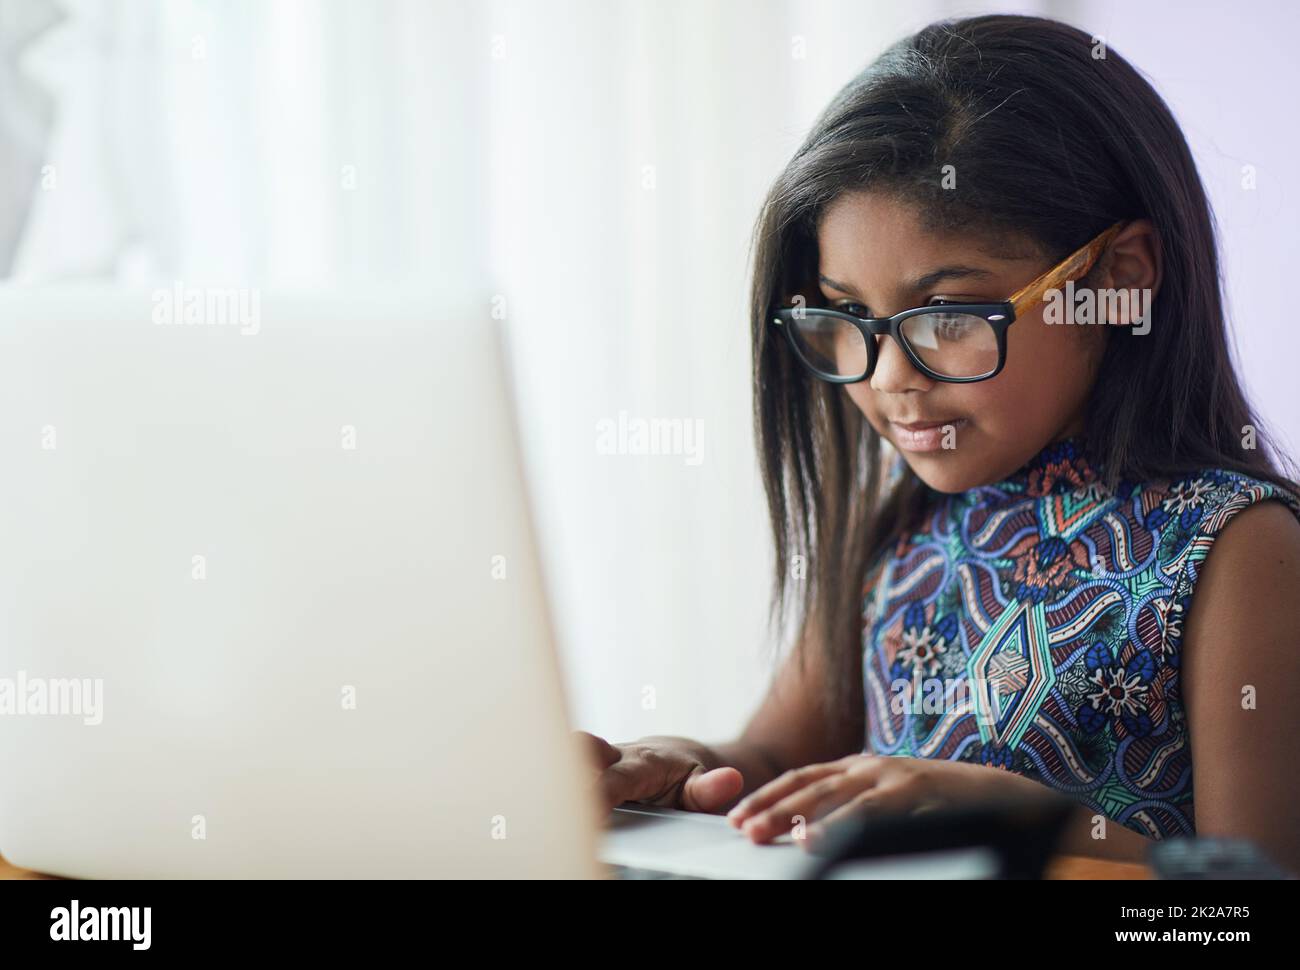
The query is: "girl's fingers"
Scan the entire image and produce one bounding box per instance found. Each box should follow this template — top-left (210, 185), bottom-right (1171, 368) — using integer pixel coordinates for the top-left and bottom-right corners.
top-left (597, 757), bottom-right (669, 813)
top-left (725, 762), bottom-right (845, 828)
top-left (680, 765), bottom-right (745, 813)
top-left (802, 784), bottom-right (909, 852)
top-left (740, 773), bottom-right (872, 844)
top-left (596, 750), bottom-right (736, 814)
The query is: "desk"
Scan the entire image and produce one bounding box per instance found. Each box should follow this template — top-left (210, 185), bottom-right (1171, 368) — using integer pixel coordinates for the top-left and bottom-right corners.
top-left (1045, 855), bottom-right (1150, 879)
top-left (0, 851), bottom-right (1149, 880)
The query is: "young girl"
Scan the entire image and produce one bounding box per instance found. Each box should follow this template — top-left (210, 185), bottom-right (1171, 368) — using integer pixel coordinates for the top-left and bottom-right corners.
top-left (583, 14), bottom-right (1300, 872)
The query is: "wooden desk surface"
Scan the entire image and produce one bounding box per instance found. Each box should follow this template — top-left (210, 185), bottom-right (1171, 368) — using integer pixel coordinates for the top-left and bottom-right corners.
top-left (0, 851), bottom-right (1149, 880)
top-left (1044, 855), bottom-right (1150, 879)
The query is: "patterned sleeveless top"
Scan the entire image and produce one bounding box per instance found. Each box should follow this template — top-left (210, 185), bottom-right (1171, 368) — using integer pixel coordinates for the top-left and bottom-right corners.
top-left (860, 433), bottom-right (1300, 839)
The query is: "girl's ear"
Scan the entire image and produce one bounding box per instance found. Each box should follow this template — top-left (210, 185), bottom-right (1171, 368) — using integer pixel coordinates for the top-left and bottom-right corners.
top-left (1098, 218), bottom-right (1163, 304)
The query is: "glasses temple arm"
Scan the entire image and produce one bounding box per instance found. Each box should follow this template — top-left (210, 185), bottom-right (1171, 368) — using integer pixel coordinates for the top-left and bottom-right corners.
top-left (1007, 222), bottom-right (1126, 315)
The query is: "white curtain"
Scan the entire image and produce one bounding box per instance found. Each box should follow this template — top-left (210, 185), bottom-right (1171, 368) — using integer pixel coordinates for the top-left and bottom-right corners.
top-left (11, 0), bottom-right (483, 291)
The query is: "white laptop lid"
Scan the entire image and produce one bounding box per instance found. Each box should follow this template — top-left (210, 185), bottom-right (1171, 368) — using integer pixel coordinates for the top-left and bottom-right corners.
top-left (0, 286), bottom-right (600, 878)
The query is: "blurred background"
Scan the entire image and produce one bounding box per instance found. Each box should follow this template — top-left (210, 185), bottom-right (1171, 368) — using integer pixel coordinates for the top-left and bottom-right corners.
top-left (4, 0), bottom-right (1296, 746)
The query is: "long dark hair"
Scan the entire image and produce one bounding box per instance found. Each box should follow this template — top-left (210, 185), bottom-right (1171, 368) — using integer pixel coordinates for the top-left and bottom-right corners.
top-left (748, 14), bottom-right (1300, 735)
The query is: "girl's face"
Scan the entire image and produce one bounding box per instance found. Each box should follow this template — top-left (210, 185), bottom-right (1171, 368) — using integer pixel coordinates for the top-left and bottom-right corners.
top-left (816, 191), bottom-right (1106, 493)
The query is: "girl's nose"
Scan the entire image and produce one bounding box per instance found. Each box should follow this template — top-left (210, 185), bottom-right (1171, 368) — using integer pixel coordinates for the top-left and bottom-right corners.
top-left (869, 334), bottom-right (935, 393)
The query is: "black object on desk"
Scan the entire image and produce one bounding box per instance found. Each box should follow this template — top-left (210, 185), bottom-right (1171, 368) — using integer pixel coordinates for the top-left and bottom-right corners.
top-left (804, 793), bottom-right (1076, 880)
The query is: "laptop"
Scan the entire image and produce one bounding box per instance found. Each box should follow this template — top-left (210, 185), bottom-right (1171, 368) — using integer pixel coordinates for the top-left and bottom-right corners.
top-left (0, 285), bottom-right (824, 879)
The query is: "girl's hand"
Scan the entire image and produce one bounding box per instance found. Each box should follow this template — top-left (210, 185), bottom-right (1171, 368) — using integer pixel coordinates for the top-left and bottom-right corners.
top-left (725, 753), bottom-right (1045, 849)
top-left (577, 731), bottom-right (744, 816)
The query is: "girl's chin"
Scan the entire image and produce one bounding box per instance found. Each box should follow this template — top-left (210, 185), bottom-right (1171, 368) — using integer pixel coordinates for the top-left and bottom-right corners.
top-left (891, 438), bottom-right (990, 495)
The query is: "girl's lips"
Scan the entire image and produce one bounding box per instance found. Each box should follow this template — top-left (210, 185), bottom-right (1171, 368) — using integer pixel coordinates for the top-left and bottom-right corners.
top-left (888, 417), bottom-right (968, 452)
top-left (892, 418), bottom-right (961, 431)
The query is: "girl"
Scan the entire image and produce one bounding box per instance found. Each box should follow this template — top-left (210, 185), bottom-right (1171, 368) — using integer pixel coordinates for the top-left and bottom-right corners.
top-left (584, 13), bottom-right (1300, 872)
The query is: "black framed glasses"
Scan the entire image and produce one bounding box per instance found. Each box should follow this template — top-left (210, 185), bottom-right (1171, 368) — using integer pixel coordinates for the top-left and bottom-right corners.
top-left (771, 220), bottom-right (1125, 384)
